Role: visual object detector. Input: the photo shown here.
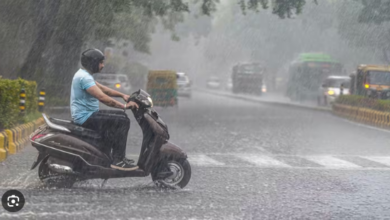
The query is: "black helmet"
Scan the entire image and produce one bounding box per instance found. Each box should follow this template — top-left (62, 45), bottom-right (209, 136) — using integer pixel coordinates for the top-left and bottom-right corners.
top-left (81, 49), bottom-right (105, 73)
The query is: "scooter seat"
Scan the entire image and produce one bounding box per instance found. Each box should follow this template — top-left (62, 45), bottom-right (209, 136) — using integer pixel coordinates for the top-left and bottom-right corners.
top-left (50, 118), bottom-right (99, 137)
top-left (49, 117), bottom-right (104, 150)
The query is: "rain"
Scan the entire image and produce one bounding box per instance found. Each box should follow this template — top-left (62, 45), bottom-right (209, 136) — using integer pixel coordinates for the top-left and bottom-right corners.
top-left (1, 0), bottom-right (390, 219)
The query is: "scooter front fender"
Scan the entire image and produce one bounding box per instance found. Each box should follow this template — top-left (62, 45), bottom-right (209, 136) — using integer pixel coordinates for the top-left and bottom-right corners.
top-left (160, 141), bottom-right (187, 160)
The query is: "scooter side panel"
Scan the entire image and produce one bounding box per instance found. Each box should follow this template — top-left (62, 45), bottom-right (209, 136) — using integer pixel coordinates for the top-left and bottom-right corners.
top-left (35, 133), bottom-right (111, 167)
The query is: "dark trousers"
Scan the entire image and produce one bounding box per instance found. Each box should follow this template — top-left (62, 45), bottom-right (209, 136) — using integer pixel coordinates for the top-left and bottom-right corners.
top-left (82, 110), bottom-right (130, 159)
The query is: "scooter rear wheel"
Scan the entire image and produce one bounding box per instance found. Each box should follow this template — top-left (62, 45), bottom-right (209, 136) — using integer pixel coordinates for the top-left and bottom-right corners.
top-left (38, 157), bottom-right (76, 188)
top-left (152, 159), bottom-right (191, 189)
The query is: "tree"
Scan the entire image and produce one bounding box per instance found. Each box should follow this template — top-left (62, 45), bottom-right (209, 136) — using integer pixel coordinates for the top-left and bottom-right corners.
top-left (0, 0), bottom-right (41, 78)
top-left (336, 0), bottom-right (390, 63)
top-left (0, 0), bottom-right (316, 96)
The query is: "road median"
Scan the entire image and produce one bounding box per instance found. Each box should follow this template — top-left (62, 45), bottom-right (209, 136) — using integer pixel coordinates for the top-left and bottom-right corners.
top-left (333, 104), bottom-right (390, 129)
top-left (0, 117), bottom-right (44, 162)
top-left (198, 88), bottom-right (390, 130)
top-left (195, 88), bottom-right (331, 113)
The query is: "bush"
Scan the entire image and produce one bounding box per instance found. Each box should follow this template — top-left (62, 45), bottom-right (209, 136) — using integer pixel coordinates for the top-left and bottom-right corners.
top-left (0, 78), bottom-right (39, 130)
top-left (335, 95), bottom-right (390, 112)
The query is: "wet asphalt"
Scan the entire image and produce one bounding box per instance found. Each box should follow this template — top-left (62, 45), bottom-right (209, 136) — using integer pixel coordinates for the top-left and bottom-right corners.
top-left (1, 90), bottom-right (390, 219)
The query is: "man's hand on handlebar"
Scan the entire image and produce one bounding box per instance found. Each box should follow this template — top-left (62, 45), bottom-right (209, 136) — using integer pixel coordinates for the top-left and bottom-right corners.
top-left (122, 94), bottom-right (138, 111)
top-left (126, 101), bottom-right (139, 111)
top-left (122, 94), bottom-right (130, 102)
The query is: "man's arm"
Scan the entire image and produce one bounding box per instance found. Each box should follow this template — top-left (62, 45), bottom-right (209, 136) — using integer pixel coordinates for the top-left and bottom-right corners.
top-left (95, 81), bottom-right (125, 98)
top-left (87, 85), bottom-right (125, 109)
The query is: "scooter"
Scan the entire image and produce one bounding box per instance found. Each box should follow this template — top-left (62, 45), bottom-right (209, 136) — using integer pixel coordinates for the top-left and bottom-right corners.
top-left (29, 89), bottom-right (191, 188)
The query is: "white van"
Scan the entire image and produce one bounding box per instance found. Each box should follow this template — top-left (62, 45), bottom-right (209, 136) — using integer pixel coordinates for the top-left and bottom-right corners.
top-left (177, 72), bottom-right (192, 98)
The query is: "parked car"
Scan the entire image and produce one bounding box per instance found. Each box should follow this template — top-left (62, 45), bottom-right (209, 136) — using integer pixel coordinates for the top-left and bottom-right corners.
top-left (93, 73), bottom-right (132, 94)
top-left (317, 76), bottom-right (350, 106)
top-left (177, 72), bottom-right (192, 98)
top-left (207, 76), bottom-right (221, 89)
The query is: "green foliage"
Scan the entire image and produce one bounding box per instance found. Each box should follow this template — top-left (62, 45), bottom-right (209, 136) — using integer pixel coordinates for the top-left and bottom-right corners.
top-left (0, 78), bottom-right (39, 130)
top-left (336, 0), bottom-right (390, 62)
top-left (21, 79), bottom-right (38, 113)
top-left (0, 79), bottom-right (19, 130)
top-left (198, 0), bottom-right (313, 17)
top-left (238, 0), bottom-right (311, 18)
top-left (335, 95), bottom-right (390, 112)
top-left (336, 95), bottom-right (365, 106)
top-left (21, 111), bottom-right (42, 125)
top-left (0, 0), bottom-right (40, 78)
top-left (357, 0), bottom-right (390, 24)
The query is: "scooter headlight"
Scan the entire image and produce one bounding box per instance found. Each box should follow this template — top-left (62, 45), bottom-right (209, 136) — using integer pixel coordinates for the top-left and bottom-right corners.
top-left (147, 96), bottom-right (153, 107)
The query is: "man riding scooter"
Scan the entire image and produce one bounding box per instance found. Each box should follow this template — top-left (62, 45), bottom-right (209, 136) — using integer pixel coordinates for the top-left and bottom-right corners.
top-left (71, 48), bottom-right (139, 171)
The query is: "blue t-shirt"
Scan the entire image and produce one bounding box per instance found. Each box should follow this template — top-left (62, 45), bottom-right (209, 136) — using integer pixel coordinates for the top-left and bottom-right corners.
top-left (70, 68), bottom-right (99, 125)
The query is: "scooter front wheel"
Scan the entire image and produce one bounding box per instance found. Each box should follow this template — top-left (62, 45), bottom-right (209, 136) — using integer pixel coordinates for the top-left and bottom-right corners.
top-left (152, 159), bottom-right (191, 189)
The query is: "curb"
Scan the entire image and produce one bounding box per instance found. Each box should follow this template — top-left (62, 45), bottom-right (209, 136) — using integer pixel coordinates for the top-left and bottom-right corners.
top-left (0, 131), bottom-right (8, 161)
top-left (333, 104), bottom-right (390, 129)
top-left (0, 117), bottom-right (45, 162)
top-left (196, 88), bottom-right (331, 113)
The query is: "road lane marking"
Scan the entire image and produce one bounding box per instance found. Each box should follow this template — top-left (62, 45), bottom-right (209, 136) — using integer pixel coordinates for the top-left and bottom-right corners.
top-left (362, 156), bottom-right (390, 167)
top-left (124, 153), bottom-right (390, 170)
top-left (200, 153), bottom-right (390, 157)
top-left (188, 154), bottom-right (225, 166)
top-left (235, 154), bottom-right (291, 168)
top-left (305, 156), bottom-right (361, 169)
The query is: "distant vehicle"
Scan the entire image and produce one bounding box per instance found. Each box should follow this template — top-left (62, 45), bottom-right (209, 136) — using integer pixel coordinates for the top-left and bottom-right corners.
top-left (286, 53), bottom-right (344, 101)
top-left (176, 72), bottom-right (192, 98)
top-left (93, 73), bottom-right (132, 94)
top-left (349, 64), bottom-right (390, 99)
top-left (317, 76), bottom-right (350, 106)
top-left (206, 76), bottom-right (221, 89)
top-left (261, 82), bottom-right (267, 93)
top-left (225, 78), bottom-right (233, 91)
top-left (147, 70), bottom-right (178, 107)
top-left (232, 62), bottom-right (265, 96)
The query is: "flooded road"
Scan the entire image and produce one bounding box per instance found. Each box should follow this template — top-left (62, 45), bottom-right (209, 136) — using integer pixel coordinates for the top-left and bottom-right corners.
top-left (1, 91), bottom-right (390, 219)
